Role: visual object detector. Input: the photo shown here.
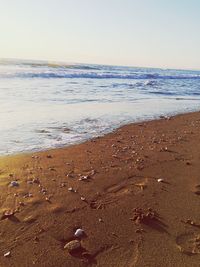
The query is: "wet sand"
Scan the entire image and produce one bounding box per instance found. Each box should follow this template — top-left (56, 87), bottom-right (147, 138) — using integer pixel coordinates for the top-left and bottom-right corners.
top-left (1, 111), bottom-right (200, 266)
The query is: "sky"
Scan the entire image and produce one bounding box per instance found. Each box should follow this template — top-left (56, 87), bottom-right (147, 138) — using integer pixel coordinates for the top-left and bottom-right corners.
top-left (0, 0), bottom-right (200, 69)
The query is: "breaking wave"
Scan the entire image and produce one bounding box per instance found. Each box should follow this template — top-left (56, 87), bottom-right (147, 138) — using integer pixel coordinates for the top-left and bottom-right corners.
top-left (1, 60), bottom-right (200, 80)
top-left (2, 71), bottom-right (200, 80)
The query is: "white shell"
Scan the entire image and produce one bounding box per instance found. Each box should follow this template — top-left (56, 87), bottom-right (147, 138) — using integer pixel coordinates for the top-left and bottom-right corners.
top-left (157, 179), bottom-right (164, 183)
top-left (4, 251), bottom-right (11, 257)
top-left (74, 228), bottom-right (84, 238)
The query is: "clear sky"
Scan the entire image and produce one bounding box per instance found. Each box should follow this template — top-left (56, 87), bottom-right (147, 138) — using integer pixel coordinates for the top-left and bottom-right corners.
top-left (0, 0), bottom-right (200, 69)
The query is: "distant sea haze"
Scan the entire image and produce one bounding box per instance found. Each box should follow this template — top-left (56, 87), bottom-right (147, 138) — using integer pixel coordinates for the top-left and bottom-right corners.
top-left (0, 59), bottom-right (200, 155)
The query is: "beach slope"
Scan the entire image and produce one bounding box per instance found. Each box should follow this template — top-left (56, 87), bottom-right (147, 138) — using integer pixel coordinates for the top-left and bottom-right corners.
top-left (1, 112), bottom-right (200, 266)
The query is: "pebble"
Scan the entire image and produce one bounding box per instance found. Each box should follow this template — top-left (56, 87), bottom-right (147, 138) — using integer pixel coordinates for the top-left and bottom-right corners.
top-left (1, 210), bottom-right (14, 220)
top-left (157, 179), bottom-right (164, 183)
top-left (10, 181), bottom-right (19, 187)
top-left (41, 188), bottom-right (47, 194)
top-left (45, 197), bottom-right (50, 202)
top-left (64, 240), bottom-right (81, 252)
top-left (60, 182), bottom-right (66, 187)
top-left (33, 178), bottom-right (40, 184)
top-left (74, 228), bottom-right (85, 238)
top-left (68, 187), bottom-right (77, 193)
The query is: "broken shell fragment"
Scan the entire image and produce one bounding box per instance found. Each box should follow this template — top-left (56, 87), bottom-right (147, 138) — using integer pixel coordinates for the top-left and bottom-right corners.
top-left (157, 179), bottom-right (164, 183)
top-left (4, 251), bottom-right (11, 257)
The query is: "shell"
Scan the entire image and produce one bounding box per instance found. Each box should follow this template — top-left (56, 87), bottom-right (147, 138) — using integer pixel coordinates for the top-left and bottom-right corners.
top-left (4, 251), bottom-right (11, 257)
top-left (74, 228), bottom-right (84, 238)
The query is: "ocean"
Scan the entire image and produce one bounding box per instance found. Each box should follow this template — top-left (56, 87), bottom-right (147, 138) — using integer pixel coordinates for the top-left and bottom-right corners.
top-left (1, 59), bottom-right (200, 155)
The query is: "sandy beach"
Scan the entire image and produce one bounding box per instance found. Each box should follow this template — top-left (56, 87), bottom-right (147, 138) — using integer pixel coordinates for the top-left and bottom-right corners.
top-left (1, 111), bottom-right (200, 266)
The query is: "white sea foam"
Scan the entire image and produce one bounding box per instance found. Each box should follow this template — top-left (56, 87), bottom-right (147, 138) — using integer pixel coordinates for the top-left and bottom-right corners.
top-left (0, 60), bottom-right (200, 155)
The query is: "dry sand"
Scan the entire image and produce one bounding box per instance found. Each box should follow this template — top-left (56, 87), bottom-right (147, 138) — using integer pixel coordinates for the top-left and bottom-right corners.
top-left (1, 111), bottom-right (200, 266)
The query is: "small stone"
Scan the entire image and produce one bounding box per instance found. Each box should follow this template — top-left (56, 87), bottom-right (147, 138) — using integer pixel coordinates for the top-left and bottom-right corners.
top-left (60, 182), bottom-right (66, 187)
top-left (68, 187), bottom-right (77, 193)
top-left (41, 188), bottom-right (47, 194)
top-left (33, 178), bottom-right (40, 184)
top-left (64, 240), bottom-right (81, 252)
top-left (45, 197), bottom-right (50, 202)
top-left (1, 210), bottom-right (14, 220)
top-left (80, 197), bottom-right (86, 201)
top-left (74, 228), bottom-right (84, 238)
top-left (157, 179), bottom-right (164, 183)
top-left (4, 251), bottom-right (11, 257)
top-left (10, 181), bottom-right (19, 187)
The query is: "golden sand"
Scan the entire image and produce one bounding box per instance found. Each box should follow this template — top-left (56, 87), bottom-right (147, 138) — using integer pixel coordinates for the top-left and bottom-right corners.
top-left (1, 112), bottom-right (200, 266)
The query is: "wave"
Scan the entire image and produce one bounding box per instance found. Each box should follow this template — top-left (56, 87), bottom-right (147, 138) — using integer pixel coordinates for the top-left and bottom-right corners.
top-left (2, 71), bottom-right (200, 80)
top-left (1, 60), bottom-right (200, 80)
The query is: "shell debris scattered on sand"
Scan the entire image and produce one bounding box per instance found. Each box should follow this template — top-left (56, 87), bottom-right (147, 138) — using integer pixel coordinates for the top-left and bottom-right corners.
top-left (79, 175), bottom-right (89, 181)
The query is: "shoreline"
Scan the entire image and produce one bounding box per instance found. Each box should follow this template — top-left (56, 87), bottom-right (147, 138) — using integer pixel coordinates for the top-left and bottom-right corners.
top-left (1, 107), bottom-right (199, 158)
top-left (1, 111), bottom-right (200, 266)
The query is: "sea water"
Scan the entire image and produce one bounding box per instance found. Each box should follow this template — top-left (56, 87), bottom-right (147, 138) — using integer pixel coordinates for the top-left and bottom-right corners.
top-left (0, 59), bottom-right (200, 155)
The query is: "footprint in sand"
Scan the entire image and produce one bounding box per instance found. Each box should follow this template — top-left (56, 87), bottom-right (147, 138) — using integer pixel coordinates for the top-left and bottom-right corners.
top-left (106, 178), bottom-right (148, 198)
top-left (176, 232), bottom-right (200, 255)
